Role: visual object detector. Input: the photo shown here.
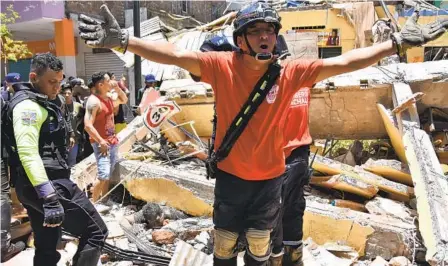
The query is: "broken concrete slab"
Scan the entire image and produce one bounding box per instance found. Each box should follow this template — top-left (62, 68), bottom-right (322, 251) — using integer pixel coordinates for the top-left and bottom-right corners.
top-left (322, 242), bottom-right (359, 261)
top-left (370, 256), bottom-right (389, 266)
top-left (105, 220), bottom-right (125, 239)
top-left (304, 238), bottom-right (354, 266)
top-left (389, 256), bottom-right (412, 266)
top-left (392, 82), bottom-right (448, 265)
top-left (114, 237), bottom-right (131, 250)
top-left (3, 248), bottom-right (74, 266)
top-left (311, 173), bottom-right (379, 198)
top-left (312, 154), bottom-right (414, 202)
top-left (365, 197), bottom-right (414, 222)
top-left (363, 159), bottom-right (413, 186)
top-left (303, 201), bottom-right (423, 261)
top-left (162, 218), bottom-right (214, 241)
top-left (310, 60), bottom-right (448, 139)
top-left (118, 160), bottom-right (214, 217)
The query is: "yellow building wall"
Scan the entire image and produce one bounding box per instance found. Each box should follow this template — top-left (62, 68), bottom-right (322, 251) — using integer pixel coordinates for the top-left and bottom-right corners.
top-left (279, 9), bottom-right (357, 53)
top-left (280, 6), bottom-right (448, 62)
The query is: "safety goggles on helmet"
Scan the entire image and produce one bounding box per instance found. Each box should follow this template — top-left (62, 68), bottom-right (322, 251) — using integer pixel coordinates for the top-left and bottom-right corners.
top-left (233, 2), bottom-right (282, 61)
top-left (233, 4), bottom-right (281, 35)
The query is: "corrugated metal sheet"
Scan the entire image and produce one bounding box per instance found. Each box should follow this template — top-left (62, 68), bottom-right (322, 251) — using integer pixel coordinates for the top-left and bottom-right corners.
top-left (118, 32), bottom-right (166, 68)
top-left (169, 240), bottom-right (212, 266)
top-left (114, 16), bottom-right (167, 68)
top-left (127, 16), bottom-right (165, 38)
top-left (84, 52), bottom-right (125, 80)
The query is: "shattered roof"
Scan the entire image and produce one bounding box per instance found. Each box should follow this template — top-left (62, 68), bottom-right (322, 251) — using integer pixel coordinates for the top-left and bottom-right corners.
top-left (114, 16), bottom-right (168, 68)
top-left (137, 26), bottom-right (234, 81)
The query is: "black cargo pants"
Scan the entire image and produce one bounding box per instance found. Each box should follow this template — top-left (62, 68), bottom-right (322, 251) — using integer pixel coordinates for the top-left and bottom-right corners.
top-left (271, 145), bottom-right (311, 254)
top-left (0, 158), bottom-right (12, 255)
top-left (15, 174), bottom-right (108, 266)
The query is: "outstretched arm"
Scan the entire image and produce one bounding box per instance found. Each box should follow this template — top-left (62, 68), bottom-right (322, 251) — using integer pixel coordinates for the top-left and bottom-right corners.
top-left (316, 40), bottom-right (395, 82)
top-left (127, 37), bottom-right (201, 77)
top-left (78, 5), bottom-right (201, 77)
top-left (316, 11), bottom-right (447, 83)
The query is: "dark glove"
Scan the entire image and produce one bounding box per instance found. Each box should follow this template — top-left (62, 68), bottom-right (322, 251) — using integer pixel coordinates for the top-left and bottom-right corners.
top-left (78, 4), bottom-right (129, 53)
top-left (392, 11), bottom-right (447, 56)
top-left (42, 194), bottom-right (65, 227)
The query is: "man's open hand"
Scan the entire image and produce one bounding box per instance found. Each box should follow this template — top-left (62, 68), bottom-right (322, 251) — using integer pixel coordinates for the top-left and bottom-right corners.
top-left (78, 4), bottom-right (129, 53)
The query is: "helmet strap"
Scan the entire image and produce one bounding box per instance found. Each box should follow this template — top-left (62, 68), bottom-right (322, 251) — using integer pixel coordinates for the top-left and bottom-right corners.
top-left (243, 33), bottom-right (273, 61)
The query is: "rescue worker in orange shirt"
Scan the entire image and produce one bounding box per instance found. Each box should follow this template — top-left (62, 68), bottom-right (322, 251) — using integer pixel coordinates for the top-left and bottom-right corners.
top-left (78, 3), bottom-right (447, 265)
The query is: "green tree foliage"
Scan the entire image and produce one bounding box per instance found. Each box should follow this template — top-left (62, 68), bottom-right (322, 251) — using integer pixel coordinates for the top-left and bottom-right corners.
top-left (1, 5), bottom-right (31, 62)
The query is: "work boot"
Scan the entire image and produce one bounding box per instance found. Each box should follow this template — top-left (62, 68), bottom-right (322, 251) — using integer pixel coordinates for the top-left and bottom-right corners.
top-left (72, 244), bottom-right (101, 266)
top-left (284, 245), bottom-right (304, 266)
top-left (213, 255), bottom-right (237, 266)
top-left (1, 241), bottom-right (25, 262)
top-left (267, 254), bottom-right (283, 266)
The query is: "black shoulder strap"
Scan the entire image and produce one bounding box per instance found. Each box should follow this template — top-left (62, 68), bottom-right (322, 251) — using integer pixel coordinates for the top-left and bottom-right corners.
top-left (6, 89), bottom-right (49, 119)
top-left (207, 62), bottom-right (282, 175)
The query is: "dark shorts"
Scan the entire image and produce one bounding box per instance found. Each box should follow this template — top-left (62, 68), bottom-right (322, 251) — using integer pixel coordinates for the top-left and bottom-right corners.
top-left (213, 169), bottom-right (283, 233)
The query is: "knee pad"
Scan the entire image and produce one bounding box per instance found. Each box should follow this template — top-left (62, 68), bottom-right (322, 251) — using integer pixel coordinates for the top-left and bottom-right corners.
top-left (213, 229), bottom-right (239, 259)
top-left (245, 228), bottom-right (271, 258)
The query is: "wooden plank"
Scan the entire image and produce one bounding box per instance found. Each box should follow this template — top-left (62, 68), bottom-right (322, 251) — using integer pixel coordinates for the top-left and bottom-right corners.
top-left (392, 82), bottom-right (448, 265)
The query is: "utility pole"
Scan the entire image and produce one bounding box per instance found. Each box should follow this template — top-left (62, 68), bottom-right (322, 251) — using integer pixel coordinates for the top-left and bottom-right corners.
top-left (133, 0), bottom-right (141, 104)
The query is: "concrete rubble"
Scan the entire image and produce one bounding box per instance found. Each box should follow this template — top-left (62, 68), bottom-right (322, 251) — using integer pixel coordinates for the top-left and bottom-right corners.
top-left (8, 93), bottom-right (446, 266)
top-left (5, 1), bottom-right (448, 266)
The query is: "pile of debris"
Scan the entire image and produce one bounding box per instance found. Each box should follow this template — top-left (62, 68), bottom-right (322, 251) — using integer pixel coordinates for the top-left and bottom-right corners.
top-left (59, 111), bottom-right (444, 265)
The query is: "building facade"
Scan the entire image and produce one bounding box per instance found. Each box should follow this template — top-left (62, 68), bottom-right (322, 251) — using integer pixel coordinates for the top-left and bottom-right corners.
top-left (2, 0), bottom-right (75, 79)
top-left (141, 1), bottom-right (227, 29)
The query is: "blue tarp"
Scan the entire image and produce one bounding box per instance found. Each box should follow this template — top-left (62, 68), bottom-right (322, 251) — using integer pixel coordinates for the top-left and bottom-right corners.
top-left (399, 7), bottom-right (448, 17)
top-left (286, 0), bottom-right (306, 8)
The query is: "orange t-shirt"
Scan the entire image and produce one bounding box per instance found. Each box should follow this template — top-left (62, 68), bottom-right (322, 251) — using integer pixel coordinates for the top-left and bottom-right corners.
top-left (283, 87), bottom-right (312, 158)
top-left (198, 52), bottom-right (322, 181)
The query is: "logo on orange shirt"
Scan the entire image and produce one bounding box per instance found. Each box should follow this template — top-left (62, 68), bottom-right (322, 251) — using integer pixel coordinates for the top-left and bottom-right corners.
top-left (290, 89), bottom-right (309, 107)
top-left (266, 84), bottom-right (279, 104)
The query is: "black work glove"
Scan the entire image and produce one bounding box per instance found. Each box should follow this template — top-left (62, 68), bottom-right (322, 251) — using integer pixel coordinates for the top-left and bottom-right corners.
top-left (78, 4), bottom-right (129, 53)
top-left (392, 11), bottom-right (447, 56)
top-left (42, 194), bottom-right (65, 227)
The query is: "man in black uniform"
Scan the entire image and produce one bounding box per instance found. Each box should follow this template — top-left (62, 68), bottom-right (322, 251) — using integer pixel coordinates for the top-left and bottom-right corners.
top-left (1, 93), bottom-right (25, 262)
top-left (2, 53), bottom-right (108, 266)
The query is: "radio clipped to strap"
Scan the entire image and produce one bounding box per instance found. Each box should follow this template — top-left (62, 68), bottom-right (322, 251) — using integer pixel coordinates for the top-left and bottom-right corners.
top-left (206, 62), bottom-right (282, 179)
